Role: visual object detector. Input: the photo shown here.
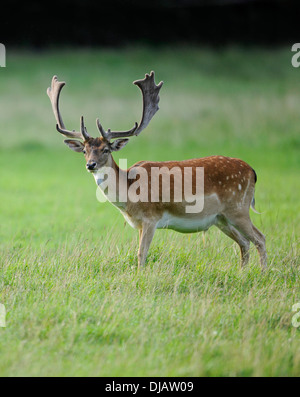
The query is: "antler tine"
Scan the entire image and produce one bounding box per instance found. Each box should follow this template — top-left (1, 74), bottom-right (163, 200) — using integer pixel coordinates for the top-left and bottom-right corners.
top-left (96, 71), bottom-right (163, 141)
top-left (96, 118), bottom-right (109, 140)
top-left (47, 75), bottom-right (87, 140)
top-left (96, 118), bottom-right (138, 141)
top-left (80, 116), bottom-right (90, 141)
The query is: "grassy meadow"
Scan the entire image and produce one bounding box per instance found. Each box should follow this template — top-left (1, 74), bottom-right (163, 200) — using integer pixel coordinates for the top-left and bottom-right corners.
top-left (0, 46), bottom-right (299, 376)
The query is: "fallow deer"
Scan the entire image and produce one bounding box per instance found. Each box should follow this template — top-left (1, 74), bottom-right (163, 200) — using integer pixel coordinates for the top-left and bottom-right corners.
top-left (47, 72), bottom-right (267, 269)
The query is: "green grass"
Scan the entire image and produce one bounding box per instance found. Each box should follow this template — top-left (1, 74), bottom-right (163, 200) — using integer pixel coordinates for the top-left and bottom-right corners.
top-left (0, 46), bottom-right (299, 376)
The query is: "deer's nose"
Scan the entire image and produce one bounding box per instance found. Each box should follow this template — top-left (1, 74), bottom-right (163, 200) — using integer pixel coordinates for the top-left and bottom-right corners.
top-left (86, 162), bottom-right (97, 171)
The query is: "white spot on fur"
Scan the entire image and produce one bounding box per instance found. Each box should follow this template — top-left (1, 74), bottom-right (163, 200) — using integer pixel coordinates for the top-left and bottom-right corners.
top-left (238, 184), bottom-right (242, 190)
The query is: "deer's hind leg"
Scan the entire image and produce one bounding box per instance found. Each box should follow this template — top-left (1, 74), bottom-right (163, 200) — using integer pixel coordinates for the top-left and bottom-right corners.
top-left (251, 224), bottom-right (267, 270)
top-left (225, 213), bottom-right (267, 270)
top-left (216, 215), bottom-right (250, 267)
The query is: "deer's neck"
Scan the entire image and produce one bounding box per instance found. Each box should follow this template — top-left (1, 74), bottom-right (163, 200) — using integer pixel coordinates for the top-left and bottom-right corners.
top-left (93, 155), bottom-right (128, 210)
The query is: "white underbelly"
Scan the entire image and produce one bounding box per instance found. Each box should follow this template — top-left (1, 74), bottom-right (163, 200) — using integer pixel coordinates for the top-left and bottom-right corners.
top-left (156, 212), bottom-right (217, 233)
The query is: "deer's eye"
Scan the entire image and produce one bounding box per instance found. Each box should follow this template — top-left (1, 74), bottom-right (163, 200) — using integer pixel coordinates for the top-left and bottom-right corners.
top-left (83, 149), bottom-right (86, 154)
top-left (103, 148), bottom-right (109, 154)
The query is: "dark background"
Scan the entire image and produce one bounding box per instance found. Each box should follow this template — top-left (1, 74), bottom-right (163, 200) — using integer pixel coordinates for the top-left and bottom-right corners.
top-left (1, 0), bottom-right (299, 48)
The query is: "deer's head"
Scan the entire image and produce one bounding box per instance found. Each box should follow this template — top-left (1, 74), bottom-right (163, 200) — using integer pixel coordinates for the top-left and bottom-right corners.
top-left (64, 136), bottom-right (129, 172)
top-left (47, 73), bottom-right (163, 173)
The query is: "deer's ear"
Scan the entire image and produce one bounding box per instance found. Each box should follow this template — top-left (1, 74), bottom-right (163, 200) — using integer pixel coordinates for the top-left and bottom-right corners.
top-left (110, 139), bottom-right (129, 152)
top-left (64, 140), bottom-right (85, 153)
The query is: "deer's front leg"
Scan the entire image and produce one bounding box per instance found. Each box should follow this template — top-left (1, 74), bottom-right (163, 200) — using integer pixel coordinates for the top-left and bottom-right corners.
top-left (138, 223), bottom-right (157, 269)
